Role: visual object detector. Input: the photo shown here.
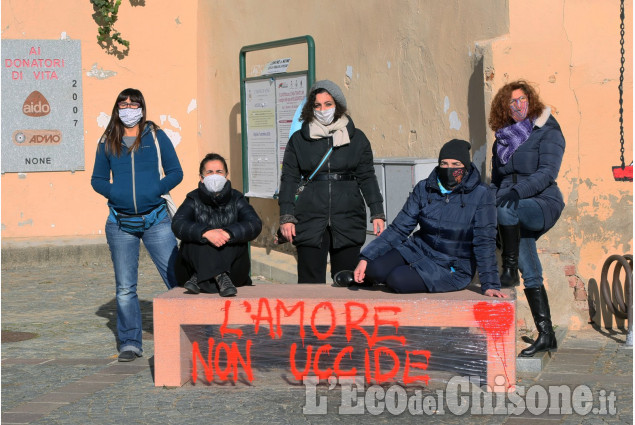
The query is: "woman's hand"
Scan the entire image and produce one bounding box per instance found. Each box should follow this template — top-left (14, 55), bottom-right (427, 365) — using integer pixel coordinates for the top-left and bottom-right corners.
top-left (280, 222), bottom-right (296, 243)
top-left (354, 260), bottom-right (368, 283)
top-left (372, 219), bottom-right (385, 236)
top-left (496, 190), bottom-right (520, 209)
top-left (203, 229), bottom-right (231, 247)
top-left (484, 289), bottom-right (508, 298)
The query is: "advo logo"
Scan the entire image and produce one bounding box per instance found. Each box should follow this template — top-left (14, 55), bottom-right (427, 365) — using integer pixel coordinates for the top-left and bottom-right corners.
top-left (12, 129), bottom-right (62, 146)
top-left (22, 91), bottom-right (51, 117)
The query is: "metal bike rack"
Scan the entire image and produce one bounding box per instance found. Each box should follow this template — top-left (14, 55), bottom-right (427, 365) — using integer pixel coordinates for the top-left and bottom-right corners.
top-left (600, 254), bottom-right (633, 346)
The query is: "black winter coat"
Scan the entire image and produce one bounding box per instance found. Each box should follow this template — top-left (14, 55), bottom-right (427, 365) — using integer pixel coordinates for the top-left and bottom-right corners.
top-left (360, 166), bottom-right (500, 293)
top-left (171, 181), bottom-right (262, 245)
top-left (491, 109), bottom-right (565, 236)
top-left (279, 117), bottom-right (384, 249)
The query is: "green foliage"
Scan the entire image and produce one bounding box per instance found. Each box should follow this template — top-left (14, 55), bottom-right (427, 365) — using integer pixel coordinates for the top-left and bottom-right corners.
top-left (90, 0), bottom-right (130, 58)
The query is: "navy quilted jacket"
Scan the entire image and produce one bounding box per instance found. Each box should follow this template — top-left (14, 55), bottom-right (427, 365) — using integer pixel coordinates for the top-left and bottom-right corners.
top-left (360, 165), bottom-right (500, 293)
top-left (491, 109), bottom-right (565, 236)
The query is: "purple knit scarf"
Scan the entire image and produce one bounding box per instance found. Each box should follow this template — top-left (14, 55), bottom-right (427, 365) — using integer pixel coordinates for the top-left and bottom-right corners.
top-left (495, 118), bottom-right (534, 165)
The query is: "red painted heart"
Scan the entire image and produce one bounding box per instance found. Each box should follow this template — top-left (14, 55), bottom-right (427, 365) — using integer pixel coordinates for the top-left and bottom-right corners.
top-left (473, 301), bottom-right (514, 339)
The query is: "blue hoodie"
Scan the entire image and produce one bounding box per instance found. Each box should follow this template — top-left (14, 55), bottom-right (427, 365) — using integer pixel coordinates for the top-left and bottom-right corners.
top-left (91, 122), bottom-right (183, 215)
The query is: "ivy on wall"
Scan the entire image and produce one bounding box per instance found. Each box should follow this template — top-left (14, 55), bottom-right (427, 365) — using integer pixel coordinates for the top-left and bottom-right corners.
top-left (90, 0), bottom-right (131, 58)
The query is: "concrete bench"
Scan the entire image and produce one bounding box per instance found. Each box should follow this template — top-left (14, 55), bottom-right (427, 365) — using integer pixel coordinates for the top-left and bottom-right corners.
top-left (153, 284), bottom-right (515, 390)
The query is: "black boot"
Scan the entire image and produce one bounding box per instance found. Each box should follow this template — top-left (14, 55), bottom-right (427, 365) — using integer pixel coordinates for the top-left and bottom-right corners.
top-left (499, 225), bottom-right (520, 287)
top-left (333, 270), bottom-right (355, 287)
top-left (520, 286), bottom-right (557, 357)
top-left (333, 270), bottom-right (374, 287)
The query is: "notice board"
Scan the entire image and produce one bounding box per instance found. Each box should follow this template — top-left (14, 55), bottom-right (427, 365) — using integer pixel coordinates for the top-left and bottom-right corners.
top-left (244, 73), bottom-right (307, 198)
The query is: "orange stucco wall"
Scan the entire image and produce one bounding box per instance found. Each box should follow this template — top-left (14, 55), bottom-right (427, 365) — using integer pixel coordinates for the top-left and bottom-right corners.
top-left (2, 0), bottom-right (632, 330)
top-left (483, 0), bottom-right (633, 328)
top-left (1, 0), bottom-right (202, 237)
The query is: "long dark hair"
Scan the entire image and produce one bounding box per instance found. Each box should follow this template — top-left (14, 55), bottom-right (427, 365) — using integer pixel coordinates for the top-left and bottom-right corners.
top-left (102, 88), bottom-right (156, 156)
top-left (488, 80), bottom-right (546, 132)
top-left (299, 88), bottom-right (348, 124)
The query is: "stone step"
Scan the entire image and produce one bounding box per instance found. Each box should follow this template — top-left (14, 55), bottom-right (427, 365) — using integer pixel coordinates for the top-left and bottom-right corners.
top-left (516, 327), bottom-right (568, 374)
top-left (1, 238), bottom-right (304, 285)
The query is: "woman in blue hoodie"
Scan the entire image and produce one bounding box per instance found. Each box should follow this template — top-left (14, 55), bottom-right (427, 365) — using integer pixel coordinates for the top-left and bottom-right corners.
top-left (91, 88), bottom-right (183, 362)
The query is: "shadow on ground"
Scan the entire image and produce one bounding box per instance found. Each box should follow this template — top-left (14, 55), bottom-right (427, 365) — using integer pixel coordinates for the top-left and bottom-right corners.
top-left (95, 298), bottom-right (155, 349)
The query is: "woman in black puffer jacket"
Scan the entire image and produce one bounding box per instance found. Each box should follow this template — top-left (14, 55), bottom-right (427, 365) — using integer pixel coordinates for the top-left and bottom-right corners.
top-left (489, 80), bottom-right (565, 357)
top-left (279, 80), bottom-right (385, 283)
top-left (172, 153), bottom-right (262, 296)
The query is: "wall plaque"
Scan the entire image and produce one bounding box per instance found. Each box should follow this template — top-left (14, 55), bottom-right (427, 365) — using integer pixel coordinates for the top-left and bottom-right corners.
top-left (2, 39), bottom-right (84, 172)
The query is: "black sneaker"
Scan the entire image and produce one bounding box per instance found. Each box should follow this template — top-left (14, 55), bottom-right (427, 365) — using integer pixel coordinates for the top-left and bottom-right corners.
top-left (216, 273), bottom-right (237, 297)
top-left (118, 350), bottom-right (141, 362)
top-left (184, 274), bottom-right (200, 294)
top-left (198, 279), bottom-right (216, 294)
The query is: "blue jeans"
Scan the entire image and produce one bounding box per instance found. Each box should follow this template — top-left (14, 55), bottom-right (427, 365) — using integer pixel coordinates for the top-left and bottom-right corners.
top-left (106, 215), bottom-right (178, 354)
top-left (497, 199), bottom-right (545, 288)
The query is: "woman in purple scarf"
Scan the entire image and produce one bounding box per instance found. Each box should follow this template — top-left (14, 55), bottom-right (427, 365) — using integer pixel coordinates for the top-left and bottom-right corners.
top-left (489, 80), bottom-right (565, 357)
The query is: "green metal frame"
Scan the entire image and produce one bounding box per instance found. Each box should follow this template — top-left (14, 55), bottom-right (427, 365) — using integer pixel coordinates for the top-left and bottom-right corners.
top-left (239, 35), bottom-right (315, 194)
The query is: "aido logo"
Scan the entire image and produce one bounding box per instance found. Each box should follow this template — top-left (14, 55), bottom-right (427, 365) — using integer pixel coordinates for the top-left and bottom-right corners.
top-left (22, 91), bottom-right (51, 117)
top-left (12, 130), bottom-right (62, 146)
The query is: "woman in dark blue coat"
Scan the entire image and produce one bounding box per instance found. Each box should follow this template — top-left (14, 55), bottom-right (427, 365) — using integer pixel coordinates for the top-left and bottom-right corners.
top-left (335, 139), bottom-right (505, 298)
top-left (489, 80), bottom-right (565, 357)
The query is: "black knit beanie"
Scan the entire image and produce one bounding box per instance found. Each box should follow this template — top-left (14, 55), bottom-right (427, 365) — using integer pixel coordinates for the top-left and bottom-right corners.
top-left (438, 139), bottom-right (472, 171)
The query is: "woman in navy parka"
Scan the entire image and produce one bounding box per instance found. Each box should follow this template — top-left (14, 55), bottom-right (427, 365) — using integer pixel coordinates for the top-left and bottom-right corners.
top-left (335, 139), bottom-right (505, 299)
top-left (489, 80), bottom-right (565, 357)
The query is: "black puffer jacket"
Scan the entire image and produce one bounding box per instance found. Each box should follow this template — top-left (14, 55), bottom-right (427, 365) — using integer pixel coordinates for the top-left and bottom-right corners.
top-left (172, 181), bottom-right (262, 244)
top-left (279, 117), bottom-right (384, 249)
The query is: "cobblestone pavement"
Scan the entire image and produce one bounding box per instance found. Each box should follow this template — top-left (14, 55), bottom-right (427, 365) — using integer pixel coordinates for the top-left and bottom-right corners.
top-left (2, 258), bottom-right (632, 424)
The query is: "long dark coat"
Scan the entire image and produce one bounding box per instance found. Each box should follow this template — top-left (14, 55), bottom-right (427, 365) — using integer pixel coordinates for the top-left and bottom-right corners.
top-left (279, 117), bottom-right (384, 249)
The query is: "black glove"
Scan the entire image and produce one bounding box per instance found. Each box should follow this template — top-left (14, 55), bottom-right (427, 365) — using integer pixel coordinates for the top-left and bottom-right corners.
top-left (496, 190), bottom-right (520, 209)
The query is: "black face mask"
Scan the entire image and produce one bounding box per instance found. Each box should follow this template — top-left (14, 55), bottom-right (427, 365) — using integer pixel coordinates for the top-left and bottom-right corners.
top-left (437, 166), bottom-right (467, 190)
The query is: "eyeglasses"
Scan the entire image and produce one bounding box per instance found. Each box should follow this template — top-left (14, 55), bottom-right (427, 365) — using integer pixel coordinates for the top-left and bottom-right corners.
top-left (118, 102), bottom-right (141, 109)
top-left (509, 96), bottom-right (528, 105)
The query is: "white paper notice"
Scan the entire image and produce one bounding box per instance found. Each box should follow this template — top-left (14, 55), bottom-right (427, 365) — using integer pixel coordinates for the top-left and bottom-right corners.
top-left (245, 79), bottom-right (278, 198)
top-left (275, 75), bottom-right (307, 181)
top-left (262, 57), bottom-right (291, 75)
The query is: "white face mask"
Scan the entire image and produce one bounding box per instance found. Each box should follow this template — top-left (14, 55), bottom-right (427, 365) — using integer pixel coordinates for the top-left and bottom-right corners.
top-left (203, 174), bottom-right (227, 193)
top-left (314, 107), bottom-right (336, 126)
top-left (119, 108), bottom-right (143, 128)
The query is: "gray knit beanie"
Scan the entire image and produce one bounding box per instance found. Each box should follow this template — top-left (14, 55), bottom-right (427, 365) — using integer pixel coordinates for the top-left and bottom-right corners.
top-left (310, 80), bottom-right (347, 109)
